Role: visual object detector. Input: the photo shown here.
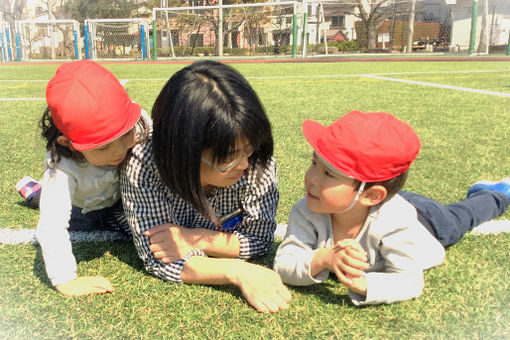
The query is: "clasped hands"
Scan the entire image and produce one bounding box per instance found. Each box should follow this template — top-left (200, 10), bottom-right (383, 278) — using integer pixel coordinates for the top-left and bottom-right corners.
top-left (321, 239), bottom-right (370, 295)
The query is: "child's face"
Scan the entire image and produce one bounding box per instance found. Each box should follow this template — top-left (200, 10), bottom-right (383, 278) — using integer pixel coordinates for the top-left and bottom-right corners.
top-left (80, 127), bottom-right (136, 167)
top-left (200, 138), bottom-right (253, 190)
top-left (304, 152), bottom-right (358, 214)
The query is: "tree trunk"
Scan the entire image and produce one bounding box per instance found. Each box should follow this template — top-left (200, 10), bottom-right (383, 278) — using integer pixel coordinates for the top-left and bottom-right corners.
top-left (367, 21), bottom-right (378, 50)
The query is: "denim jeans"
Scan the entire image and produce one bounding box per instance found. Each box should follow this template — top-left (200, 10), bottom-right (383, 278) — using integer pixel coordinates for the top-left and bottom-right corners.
top-left (399, 190), bottom-right (510, 248)
top-left (69, 199), bottom-right (131, 235)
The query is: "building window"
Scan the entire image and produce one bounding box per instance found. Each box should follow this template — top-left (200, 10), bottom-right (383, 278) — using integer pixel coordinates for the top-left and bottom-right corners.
top-left (190, 34), bottom-right (204, 46)
top-left (330, 16), bottom-right (345, 28)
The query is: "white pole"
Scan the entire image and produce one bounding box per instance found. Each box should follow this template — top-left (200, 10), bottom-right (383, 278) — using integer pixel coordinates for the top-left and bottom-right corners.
top-left (302, 0), bottom-right (308, 58)
top-left (484, 0), bottom-right (489, 54)
top-left (406, 0), bottom-right (416, 53)
top-left (320, 3), bottom-right (328, 55)
top-left (218, 0), bottom-right (223, 56)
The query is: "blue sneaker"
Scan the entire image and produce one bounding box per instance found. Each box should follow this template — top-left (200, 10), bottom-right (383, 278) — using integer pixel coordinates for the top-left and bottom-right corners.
top-left (467, 178), bottom-right (510, 198)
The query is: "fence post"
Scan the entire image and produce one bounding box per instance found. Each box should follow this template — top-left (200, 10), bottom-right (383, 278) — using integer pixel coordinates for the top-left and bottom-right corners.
top-left (84, 24), bottom-right (90, 59)
top-left (292, 2), bottom-right (297, 58)
top-left (406, 0), bottom-right (416, 53)
top-left (507, 30), bottom-right (510, 56)
top-left (301, 0), bottom-right (308, 58)
top-left (73, 29), bottom-right (79, 60)
top-left (468, 0), bottom-right (479, 54)
top-left (152, 19), bottom-right (157, 61)
top-left (15, 32), bottom-right (21, 61)
top-left (5, 26), bottom-right (12, 61)
top-left (0, 30), bottom-right (5, 62)
top-left (141, 24), bottom-right (146, 60)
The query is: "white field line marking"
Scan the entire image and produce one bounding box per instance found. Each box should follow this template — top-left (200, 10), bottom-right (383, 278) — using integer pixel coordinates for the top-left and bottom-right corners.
top-left (2, 220), bottom-right (509, 244)
top-left (0, 79), bottom-right (131, 101)
top-left (0, 97), bottom-right (45, 101)
top-left (360, 74), bottom-right (510, 97)
top-left (2, 68), bottom-right (509, 83)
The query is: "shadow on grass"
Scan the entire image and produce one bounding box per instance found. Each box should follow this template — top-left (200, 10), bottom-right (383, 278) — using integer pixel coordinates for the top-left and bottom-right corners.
top-left (31, 234), bottom-right (353, 309)
top-left (262, 241), bottom-right (354, 307)
top-left (32, 240), bottom-right (145, 289)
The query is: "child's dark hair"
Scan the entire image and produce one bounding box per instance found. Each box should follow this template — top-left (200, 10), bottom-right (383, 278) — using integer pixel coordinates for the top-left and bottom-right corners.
top-left (357, 171), bottom-right (409, 204)
top-left (40, 107), bottom-right (150, 168)
top-left (152, 60), bottom-right (274, 224)
top-left (40, 107), bottom-right (85, 166)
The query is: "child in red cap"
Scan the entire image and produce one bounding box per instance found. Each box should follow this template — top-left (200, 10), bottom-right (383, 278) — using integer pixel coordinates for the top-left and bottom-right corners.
top-left (274, 111), bottom-right (510, 305)
top-left (18, 60), bottom-right (150, 296)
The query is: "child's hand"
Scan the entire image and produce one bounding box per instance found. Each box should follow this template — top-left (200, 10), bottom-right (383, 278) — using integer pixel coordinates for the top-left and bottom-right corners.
top-left (228, 262), bottom-right (292, 314)
top-left (55, 276), bottom-right (114, 296)
top-left (341, 273), bottom-right (368, 296)
top-left (330, 239), bottom-right (369, 284)
top-left (145, 223), bottom-right (199, 263)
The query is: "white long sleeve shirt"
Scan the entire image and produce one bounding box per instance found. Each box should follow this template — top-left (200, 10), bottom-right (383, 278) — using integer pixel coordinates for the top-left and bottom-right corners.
top-left (273, 194), bottom-right (445, 305)
top-left (35, 155), bottom-right (120, 286)
top-left (35, 109), bottom-right (151, 287)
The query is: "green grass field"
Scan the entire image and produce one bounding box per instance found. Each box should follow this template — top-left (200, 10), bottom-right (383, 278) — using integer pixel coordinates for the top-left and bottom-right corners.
top-left (1, 58), bottom-right (510, 339)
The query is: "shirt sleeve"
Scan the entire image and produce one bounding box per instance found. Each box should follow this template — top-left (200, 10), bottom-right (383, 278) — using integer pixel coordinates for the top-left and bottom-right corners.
top-left (350, 227), bottom-right (426, 306)
top-left (35, 167), bottom-right (78, 286)
top-left (120, 140), bottom-right (204, 284)
top-left (273, 201), bottom-right (329, 285)
top-left (235, 157), bottom-right (279, 259)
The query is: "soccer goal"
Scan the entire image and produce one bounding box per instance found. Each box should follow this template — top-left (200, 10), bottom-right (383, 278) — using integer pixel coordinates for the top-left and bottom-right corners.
top-left (0, 21), bottom-right (14, 62)
top-left (84, 18), bottom-right (150, 60)
top-left (152, 1), bottom-right (299, 59)
top-left (15, 19), bottom-right (81, 61)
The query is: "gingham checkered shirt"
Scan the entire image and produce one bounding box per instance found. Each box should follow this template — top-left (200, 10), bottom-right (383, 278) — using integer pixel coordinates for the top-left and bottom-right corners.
top-left (120, 136), bottom-right (279, 283)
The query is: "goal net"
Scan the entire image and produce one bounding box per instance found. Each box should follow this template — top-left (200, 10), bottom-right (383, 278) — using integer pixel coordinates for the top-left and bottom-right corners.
top-left (15, 20), bottom-right (80, 61)
top-left (84, 19), bottom-right (150, 60)
top-left (153, 1), bottom-right (298, 58)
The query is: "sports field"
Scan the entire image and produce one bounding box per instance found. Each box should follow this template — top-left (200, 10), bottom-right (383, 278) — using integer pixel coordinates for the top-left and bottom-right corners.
top-left (1, 57), bottom-right (509, 339)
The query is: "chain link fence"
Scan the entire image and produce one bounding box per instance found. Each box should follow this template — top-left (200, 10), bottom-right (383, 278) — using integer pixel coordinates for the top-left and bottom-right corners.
top-left (154, 2), bottom-right (298, 57)
top-left (2, 0), bottom-right (510, 61)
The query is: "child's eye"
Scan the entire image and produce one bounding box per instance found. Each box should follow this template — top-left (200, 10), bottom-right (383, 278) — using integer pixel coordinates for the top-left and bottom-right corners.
top-left (324, 170), bottom-right (335, 178)
top-left (311, 159), bottom-right (316, 166)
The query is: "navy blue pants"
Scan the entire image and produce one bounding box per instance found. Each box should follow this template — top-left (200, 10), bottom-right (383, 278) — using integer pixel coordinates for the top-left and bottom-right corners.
top-left (69, 199), bottom-right (131, 236)
top-left (400, 190), bottom-right (509, 248)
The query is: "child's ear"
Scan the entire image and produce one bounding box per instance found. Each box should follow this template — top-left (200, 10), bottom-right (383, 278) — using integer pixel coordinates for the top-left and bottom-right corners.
top-left (359, 185), bottom-right (387, 207)
top-left (56, 136), bottom-right (75, 150)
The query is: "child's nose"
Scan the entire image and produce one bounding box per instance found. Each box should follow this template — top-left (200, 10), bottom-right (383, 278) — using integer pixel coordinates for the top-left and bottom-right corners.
top-left (305, 167), bottom-right (316, 184)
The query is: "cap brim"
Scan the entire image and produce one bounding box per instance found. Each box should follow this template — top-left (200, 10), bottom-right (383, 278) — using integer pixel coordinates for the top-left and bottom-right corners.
top-left (302, 119), bottom-right (354, 179)
top-left (71, 101), bottom-right (142, 151)
top-left (302, 119), bottom-right (326, 151)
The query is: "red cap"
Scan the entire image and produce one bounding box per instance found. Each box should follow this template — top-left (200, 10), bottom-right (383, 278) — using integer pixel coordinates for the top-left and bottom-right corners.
top-left (46, 60), bottom-right (141, 151)
top-left (302, 111), bottom-right (420, 182)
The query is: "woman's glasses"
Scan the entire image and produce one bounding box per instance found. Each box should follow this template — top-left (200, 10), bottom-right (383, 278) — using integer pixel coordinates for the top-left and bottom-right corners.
top-left (201, 148), bottom-right (254, 173)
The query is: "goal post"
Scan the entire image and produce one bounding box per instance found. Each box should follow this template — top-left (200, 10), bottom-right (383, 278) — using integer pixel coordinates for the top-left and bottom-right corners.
top-left (0, 21), bottom-right (14, 62)
top-left (84, 18), bottom-right (150, 61)
top-left (15, 19), bottom-right (81, 61)
top-left (151, 1), bottom-right (299, 59)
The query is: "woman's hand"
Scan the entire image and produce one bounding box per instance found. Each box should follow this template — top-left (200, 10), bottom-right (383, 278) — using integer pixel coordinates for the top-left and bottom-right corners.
top-left (55, 276), bottom-right (114, 296)
top-left (144, 224), bottom-right (200, 263)
top-left (227, 261), bottom-right (292, 314)
top-left (145, 224), bottom-right (241, 262)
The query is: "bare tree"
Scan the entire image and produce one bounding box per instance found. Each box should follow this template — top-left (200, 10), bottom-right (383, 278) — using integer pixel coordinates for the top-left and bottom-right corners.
top-left (355, 0), bottom-right (408, 50)
top-left (0, 0), bottom-right (26, 59)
